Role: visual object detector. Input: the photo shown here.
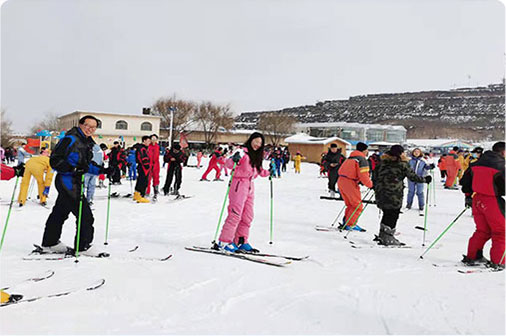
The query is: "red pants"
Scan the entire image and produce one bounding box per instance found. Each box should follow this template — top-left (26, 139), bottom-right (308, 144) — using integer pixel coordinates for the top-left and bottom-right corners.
top-left (146, 164), bottom-right (160, 194)
top-left (445, 167), bottom-right (458, 188)
top-left (202, 162), bottom-right (221, 180)
top-left (467, 194), bottom-right (505, 265)
top-left (337, 177), bottom-right (363, 227)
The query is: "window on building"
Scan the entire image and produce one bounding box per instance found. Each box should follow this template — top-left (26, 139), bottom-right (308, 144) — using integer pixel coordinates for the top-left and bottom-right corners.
top-left (96, 119), bottom-right (102, 129)
top-left (116, 120), bottom-right (128, 130)
top-left (367, 129), bottom-right (384, 142)
top-left (141, 122), bottom-right (152, 131)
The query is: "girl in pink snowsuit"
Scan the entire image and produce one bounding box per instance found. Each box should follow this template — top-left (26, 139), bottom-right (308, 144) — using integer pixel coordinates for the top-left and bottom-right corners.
top-left (217, 132), bottom-right (270, 252)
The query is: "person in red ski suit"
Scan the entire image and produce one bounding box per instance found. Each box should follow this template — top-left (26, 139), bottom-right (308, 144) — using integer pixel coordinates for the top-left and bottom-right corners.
top-left (146, 134), bottom-right (160, 197)
top-left (461, 141), bottom-right (505, 268)
top-left (201, 147), bottom-right (224, 181)
top-left (214, 132), bottom-right (270, 252)
top-left (443, 147), bottom-right (461, 189)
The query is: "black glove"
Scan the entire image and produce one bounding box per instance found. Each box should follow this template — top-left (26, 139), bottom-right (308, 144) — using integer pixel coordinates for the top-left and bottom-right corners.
top-left (424, 175), bottom-right (432, 184)
top-left (429, 163), bottom-right (435, 170)
top-left (465, 196), bottom-right (473, 208)
top-left (232, 152), bottom-right (242, 163)
top-left (13, 164), bottom-right (25, 177)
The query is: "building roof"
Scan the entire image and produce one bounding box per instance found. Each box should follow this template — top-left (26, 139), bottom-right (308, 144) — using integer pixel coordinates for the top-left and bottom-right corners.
top-left (59, 111), bottom-right (162, 120)
top-left (296, 122), bottom-right (406, 131)
top-left (405, 139), bottom-right (474, 147)
top-left (284, 133), bottom-right (351, 145)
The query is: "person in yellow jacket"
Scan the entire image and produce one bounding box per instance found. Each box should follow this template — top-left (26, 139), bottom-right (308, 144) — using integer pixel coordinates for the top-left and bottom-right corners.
top-left (457, 150), bottom-right (466, 182)
top-left (18, 148), bottom-right (54, 207)
top-left (293, 151), bottom-right (305, 174)
top-left (463, 147), bottom-right (483, 173)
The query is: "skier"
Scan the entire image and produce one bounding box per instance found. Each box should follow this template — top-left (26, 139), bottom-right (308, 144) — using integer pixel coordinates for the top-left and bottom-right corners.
top-left (162, 144), bottom-right (186, 196)
top-left (83, 143), bottom-right (104, 206)
top-left (200, 147), bottom-right (224, 181)
top-left (282, 148), bottom-right (290, 172)
top-left (196, 151), bottom-right (203, 169)
top-left (214, 132), bottom-right (271, 252)
top-left (456, 150), bottom-right (466, 183)
top-left (39, 115), bottom-right (105, 256)
top-left (337, 142), bottom-right (373, 231)
top-left (443, 147), bottom-right (461, 189)
top-left (323, 144), bottom-right (345, 197)
top-left (220, 148), bottom-right (230, 177)
top-left (372, 145), bottom-right (431, 246)
top-left (319, 153), bottom-right (327, 177)
top-left (17, 148), bottom-right (54, 207)
top-left (438, 154), bottom-right (447, 182)
top-left (16, 145), bottom-right (32, 165)
top-left (126, 146), bottom-right (137, 181)
top-left (293, 151), bottom-right (304, 174)
top-left (96, 143), bottom-right (108, 188)
top-left (460, 141), bottom-right (505, 269)
top-left (132, 136), bottom-right (151, 203)
top-left (109, 142), bottom-right (126, 185)
top-left (146, 134), bottom-right (161, 199)
top-left (269, 148), bottom-right (282, 178)
top-left (406, 148), bottom-right (434, 214)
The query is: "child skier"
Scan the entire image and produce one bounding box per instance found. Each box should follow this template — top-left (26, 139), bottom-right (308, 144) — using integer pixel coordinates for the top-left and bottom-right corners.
top-left (214, 132), bottom-right (271, 252)
top-left (132, 136), bottom-right (151, 203)
top-left (293, 151), bottom-right (304, 174)
top-left (17, 148), bottom-right (54, 207)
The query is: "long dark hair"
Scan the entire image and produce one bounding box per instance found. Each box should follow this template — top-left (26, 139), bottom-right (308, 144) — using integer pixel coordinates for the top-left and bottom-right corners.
top-left (244, 132), bottom-right (265, 173)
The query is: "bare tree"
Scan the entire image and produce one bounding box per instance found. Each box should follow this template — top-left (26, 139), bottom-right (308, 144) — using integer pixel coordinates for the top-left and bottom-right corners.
top-left (193, 101), bottom-right (234, 147)
top-left (257, 112), bottom-right (297, 146)
top-left (151, 95), bottom-right (196, 137)
top-left (30, 112), bottom-right (62, 134)
top-left (1, 109), bottom-right (13, 148)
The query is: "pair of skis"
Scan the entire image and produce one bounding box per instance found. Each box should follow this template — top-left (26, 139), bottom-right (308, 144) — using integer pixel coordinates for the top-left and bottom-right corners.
top-left (24, 244), bottom-right (172, 262)
top-left (1, 270), bottom-right (105, 307)
top-left (432, 262), bottom-right (505, 274)
top-left (185, 246), bottom-right (309, 267)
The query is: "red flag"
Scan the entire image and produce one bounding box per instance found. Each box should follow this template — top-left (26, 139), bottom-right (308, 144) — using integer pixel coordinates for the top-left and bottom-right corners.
top-left (179, 132), bottom-right (189, 149)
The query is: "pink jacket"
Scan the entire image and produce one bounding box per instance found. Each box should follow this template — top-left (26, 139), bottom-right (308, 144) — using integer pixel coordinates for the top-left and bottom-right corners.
top-left (225, 148), bottom-right (270, 179)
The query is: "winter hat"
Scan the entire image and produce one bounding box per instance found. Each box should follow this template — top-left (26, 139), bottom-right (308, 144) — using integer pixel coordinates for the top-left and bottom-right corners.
top-left (330, 143), bottom-right (338, 148)
top-left (389, 145), bottom-right (405, 157)
top-left (356, 142), bottom-right (368, 151)
top-left (471, 147), bottom-right (483, 154)
top-left (173, 144), bottom-right (181, 150)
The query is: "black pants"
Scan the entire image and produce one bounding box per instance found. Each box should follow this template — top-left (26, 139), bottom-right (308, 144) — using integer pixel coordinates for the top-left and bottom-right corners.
top-left (111, 165), bottom-right (121, 183)
top-left (380, 208), bottom-right (401, 229)
top-left (282, 161), bottom-right (287, 172)
top-left (440, 170), bottom-right (447, 179)
top-left (163, 165), bottom-right (182, 194)
top-left (135, 167), bottom-right (148, 196)
top-left (328, 169), bottom-right (339, 192)
top-left (42, 175), bottom-right (94, 251)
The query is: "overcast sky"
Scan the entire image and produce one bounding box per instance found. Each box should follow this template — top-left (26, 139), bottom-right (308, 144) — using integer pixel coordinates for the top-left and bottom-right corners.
top-left (1, 0), bottom-right (504, 132)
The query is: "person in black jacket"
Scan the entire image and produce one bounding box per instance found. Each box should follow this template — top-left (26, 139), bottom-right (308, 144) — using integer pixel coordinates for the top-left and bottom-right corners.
top-left (133, 136), bottom-right (151, 203)
top-left (323, 144), bottom-right (345, 197)
top-left (460, 142), bottom-right (505, 268)
top-left (40, 115), bottom-right (104, 255)
top-left (163, 144), bottom-right (186, 196)
top-left (109, 141), bottom-right (126, 184)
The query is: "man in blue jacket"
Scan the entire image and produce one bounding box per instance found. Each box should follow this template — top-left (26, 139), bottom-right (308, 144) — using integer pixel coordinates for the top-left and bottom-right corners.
top-left (40, 115), bottom-right (105, 256)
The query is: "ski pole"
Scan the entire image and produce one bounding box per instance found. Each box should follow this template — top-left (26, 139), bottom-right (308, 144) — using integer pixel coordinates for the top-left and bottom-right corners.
top-left (27, 178), bottom-right (35, 200)
top-left (330, 205), bottom-right (346, 227)
top-left (104, 178), bottom-right (112, 245)
top-left (344, 190), bottom-right (375, 238)
top-left (419, 207), bottom-right (468, 259)
top-left (422, 182), bottom-right (431, 246)
top-left (432, 170), bottom-right (436, 206)
top-left (0, 176), bottom-right (20, 251)
top-left (75, 174), bottom-right (85, 262)
top-left (340, 188), bottom-right (372, 231)
top-left (212, 162), bottom-right (237, 243)
top-left (499, 250), bottom-right (506, 265)
top-left (269, 175), bottom-right (274, 244)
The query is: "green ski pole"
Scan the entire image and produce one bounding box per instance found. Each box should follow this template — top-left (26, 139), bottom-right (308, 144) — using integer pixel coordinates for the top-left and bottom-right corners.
top-left (269, 175), bottom-right (274, 244)
top-left (104, 179), bottom-right (112, 245)
top-left (74, 174), bottom-right (85, 262)
top-left (0, 176), bottom-right (20, 251)
top-left (419, 207), bottom-right (468, 259)
top-left (422, 182), bottom-right (431, 246)
top-left (339, 189), bottom-right (372, 231)
top-left (212, 162), bottom-right (237, 243)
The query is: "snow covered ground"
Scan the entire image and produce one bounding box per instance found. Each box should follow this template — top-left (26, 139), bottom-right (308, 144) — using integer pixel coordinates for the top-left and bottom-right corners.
top-left (0, 158), bottom-right (504, 334)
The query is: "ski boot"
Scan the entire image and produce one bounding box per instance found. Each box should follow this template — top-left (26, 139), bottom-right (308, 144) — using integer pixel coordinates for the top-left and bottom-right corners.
top-left (213, 241), bottom-right (238, 253)
top-left (374, 224), bottom-right (405, 246)
top-left (39, 241), bottom-right (72, 254)
top-left (213, 178), bottom-right (224, 182)
top-left (1, 290), bottom-right (23, 304)
top-left (461, 250), bottom-right (489, 266)
top-left (153, 186), bottom-right (159, 202)
top-left (200, 178), bottom-right (209, 182)
top-left (237, 237), bottom-right (259, 253)
top-left (78, 245), bottom-right (110, 258)
top-left (133, 192), bottom-right (150, 203)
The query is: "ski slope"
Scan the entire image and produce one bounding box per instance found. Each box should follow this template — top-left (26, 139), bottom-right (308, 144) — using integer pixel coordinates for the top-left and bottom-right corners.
top-left (0, 158), bottom-right (504, 334)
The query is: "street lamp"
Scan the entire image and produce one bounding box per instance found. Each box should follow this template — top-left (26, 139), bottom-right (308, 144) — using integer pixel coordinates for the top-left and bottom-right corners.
top-left (168, 106), bottom-right (176, 149)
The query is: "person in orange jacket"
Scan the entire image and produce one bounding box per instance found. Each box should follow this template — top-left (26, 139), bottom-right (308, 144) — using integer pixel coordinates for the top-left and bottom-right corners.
top-left (337, 142), bottom-right (373, 231)
top-left (437, 154), bottom-right (447, 182)
top-left (443, 147), bottom-right (461, 189)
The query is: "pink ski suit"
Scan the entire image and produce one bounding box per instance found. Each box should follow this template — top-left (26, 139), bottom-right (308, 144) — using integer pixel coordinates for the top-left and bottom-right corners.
top-left (219, 149), bottom-right (270, 244)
